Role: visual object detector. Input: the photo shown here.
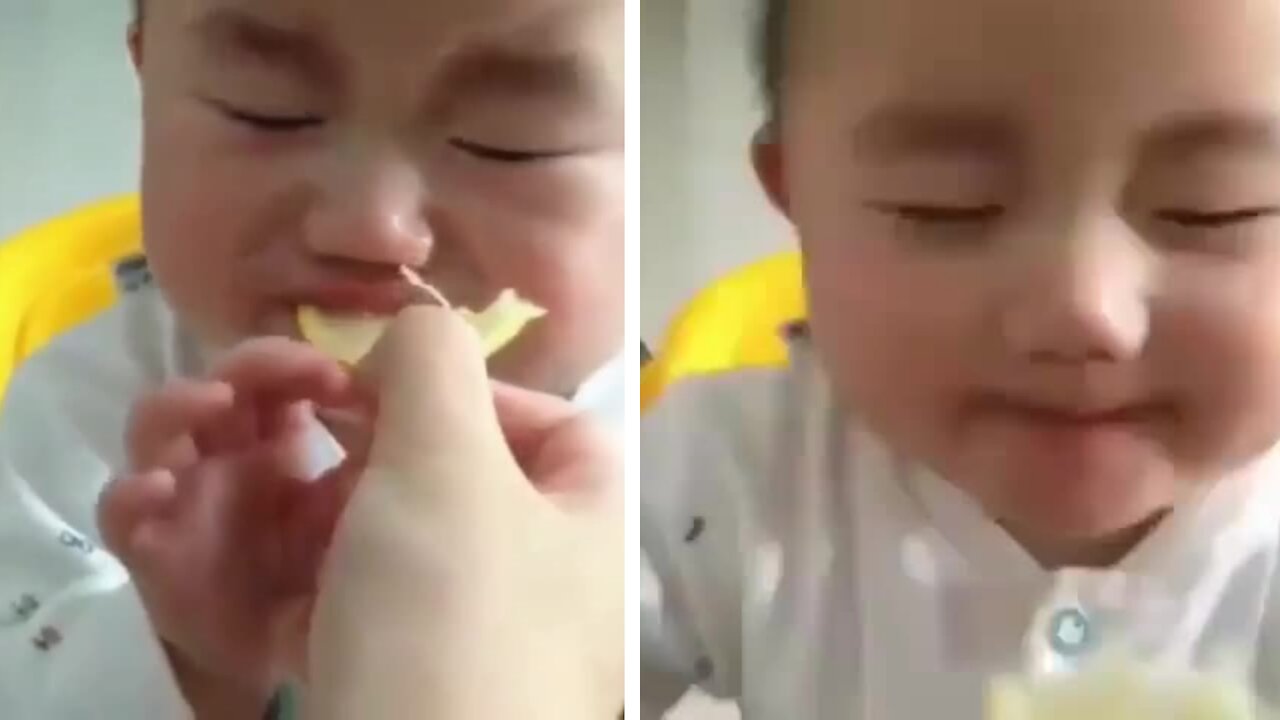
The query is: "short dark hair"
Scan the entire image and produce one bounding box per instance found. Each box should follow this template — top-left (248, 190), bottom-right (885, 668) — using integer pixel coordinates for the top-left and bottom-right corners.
top-left (755, 0), bottom-right (788, 132)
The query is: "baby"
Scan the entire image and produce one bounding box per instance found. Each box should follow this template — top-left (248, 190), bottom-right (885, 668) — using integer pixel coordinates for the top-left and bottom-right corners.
top-left (641, 0), bottom-right (1280, 717)
top-left (0, 0), bottom-right (621, 717)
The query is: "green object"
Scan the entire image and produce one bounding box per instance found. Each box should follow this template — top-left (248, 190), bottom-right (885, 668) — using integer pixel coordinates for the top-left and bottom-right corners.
top-left (267, 684), bottom-right (299, 720)
top-left (281, 684), bottom-right (300, 720)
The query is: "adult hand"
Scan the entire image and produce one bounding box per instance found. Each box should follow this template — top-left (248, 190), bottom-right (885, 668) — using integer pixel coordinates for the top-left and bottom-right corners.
top-left (305, 306), bottom-right (623, 720)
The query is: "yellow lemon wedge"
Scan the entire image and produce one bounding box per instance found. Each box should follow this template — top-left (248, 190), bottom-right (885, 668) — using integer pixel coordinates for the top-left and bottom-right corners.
top-left (296, 310), bottom-right (387, 367)
top-left (297, 290), bottom-right (546, 365)
top-left (457, 289), bottom-right (548, 357)
top-left (986, 657), bottom-right (1275, 720)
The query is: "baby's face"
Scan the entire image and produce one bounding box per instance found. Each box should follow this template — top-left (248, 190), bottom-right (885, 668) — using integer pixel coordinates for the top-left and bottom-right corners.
top-left (767, 0), bottom-right (1280, 556)
top-left (133, 0), bottom-right (621, 395)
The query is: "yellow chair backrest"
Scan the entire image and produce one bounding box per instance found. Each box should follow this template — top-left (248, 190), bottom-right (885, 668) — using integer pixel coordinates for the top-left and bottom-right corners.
top-left (641, 249), bottom-right (806, 412)
top-left (0, 195), bottom-right (143, 399)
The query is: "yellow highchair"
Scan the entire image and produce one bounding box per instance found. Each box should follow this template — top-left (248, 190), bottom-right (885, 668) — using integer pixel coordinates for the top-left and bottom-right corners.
top-left (0, 195), bottom-right (143, 400)
top-left (640, 249), bottom-right (806, 412)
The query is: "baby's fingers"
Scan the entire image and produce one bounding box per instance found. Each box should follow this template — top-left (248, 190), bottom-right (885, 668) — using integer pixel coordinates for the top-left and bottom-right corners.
top-left (96, 469), bottom-right (177, 560)
top-left (116, 446), bottom-right (301, 584)
top-left (211, 337), bottom-right (357, 409)
top-left (126, 379), bottom-right (235, 472)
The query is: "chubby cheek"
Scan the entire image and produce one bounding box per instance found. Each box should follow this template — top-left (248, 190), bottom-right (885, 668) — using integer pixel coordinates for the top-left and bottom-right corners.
top-left (788, 142), bottom-right (980, 452)
top-left (140, 103), bottom-right (281, 348)
top-left (459, 156), bottom-right (624, 391)
top-left (1159, 267), bottom-right (1280, 472)
top-left (801, 227), bottom-right (983, 457)
top-left (505, 226), bottom-right (622, 391)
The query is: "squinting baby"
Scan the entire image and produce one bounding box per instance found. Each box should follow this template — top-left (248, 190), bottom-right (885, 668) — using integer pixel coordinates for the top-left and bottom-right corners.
top-left (0, 0), bottom-right (622, 717)
top-left (642, 0), bottom-right (1280, 716)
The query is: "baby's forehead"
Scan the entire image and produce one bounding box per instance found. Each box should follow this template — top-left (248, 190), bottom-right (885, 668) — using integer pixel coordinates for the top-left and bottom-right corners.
top-left (174, 0), bottom-right (618, 100)
top-left (783, 0), bottom-right (1280, 124)
top-left (173, 0), bottom-right (614, 49)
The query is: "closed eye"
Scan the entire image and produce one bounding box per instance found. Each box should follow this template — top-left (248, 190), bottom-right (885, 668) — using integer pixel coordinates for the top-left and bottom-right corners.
top-left (867, 202), bottom-right (1005, 224)
top-left (450, 138), bottom-right (576, 164)
top-left (213, 102), bottom-right (324, 133)
top-left (1155, 207), bottom-right (1280, 228)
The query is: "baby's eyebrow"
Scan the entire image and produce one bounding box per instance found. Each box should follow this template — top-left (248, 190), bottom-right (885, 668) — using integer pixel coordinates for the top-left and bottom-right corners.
top-left (189, 7), bottom-right (338, 86)
top-left (436, 48), bottom-right (600, 107)
top-left (849, 102), bottom-right (1020, 162)
top-left (1139, 111), bottom-right (1280, 163)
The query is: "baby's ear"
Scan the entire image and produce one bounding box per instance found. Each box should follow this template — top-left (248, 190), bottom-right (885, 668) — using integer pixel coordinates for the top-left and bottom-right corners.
top-left (127, 21), bottom-right (143, 71)
top-left (751, 125), bottom-right (789, 214)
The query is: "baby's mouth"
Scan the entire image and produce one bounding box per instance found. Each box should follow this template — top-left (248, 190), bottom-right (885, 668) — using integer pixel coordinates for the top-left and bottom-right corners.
top-left (296, 267), bottom-right (546, 365)
top-left (291, 267), bottom-right (447, 364)
top-left (978, 394), bottom-right (1174, 429)
top-left (1011, 403), bottom-right (1161, 426)
top-left (292, 278), bottom-right (423, 317)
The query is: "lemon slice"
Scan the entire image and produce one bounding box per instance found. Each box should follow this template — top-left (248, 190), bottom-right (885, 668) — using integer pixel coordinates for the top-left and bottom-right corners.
top-left (297, 290), bottom-right (545, 365)
top-left (986, 657), bottom-right (1273, 720)
top-left (457, 289), bottom-right (548, 357)
top-left (297, 309), bottom-right (388, 366)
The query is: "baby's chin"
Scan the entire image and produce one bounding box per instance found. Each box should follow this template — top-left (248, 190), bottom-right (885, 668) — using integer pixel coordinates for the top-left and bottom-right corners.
top-left (949, 449), bottom-right (1186, 564)
top-left (994, 495), bottom-right (1175, 568)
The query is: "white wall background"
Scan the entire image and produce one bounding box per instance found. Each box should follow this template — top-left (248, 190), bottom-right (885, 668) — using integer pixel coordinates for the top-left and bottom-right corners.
top-left (640, 0), bottom-right (791, 344)
top-left (642, 4), bottom-right (781, 717)
top-left (0, 0), bottom-right (140, 240)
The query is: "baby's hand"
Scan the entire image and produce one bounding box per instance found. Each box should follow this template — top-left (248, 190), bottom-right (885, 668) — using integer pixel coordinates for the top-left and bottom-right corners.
top-left (97, 338), bottom-right (366, 710)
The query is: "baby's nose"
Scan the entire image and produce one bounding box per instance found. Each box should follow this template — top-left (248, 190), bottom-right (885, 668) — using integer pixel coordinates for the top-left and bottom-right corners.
top-left (1001, 217), bottom-right (1151, 365)
top-left (304, 146), bottom-right (432, 268)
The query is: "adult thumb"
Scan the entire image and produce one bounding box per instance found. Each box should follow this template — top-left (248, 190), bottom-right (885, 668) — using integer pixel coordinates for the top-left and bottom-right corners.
top-left (354, 306), bottom-right (516, 505)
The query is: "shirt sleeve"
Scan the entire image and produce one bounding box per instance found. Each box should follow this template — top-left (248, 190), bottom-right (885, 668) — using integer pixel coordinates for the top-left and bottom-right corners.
top-left (0, 360), bottom-right (191, 719)
top-left (640, 371), bottom-right (777, 718)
